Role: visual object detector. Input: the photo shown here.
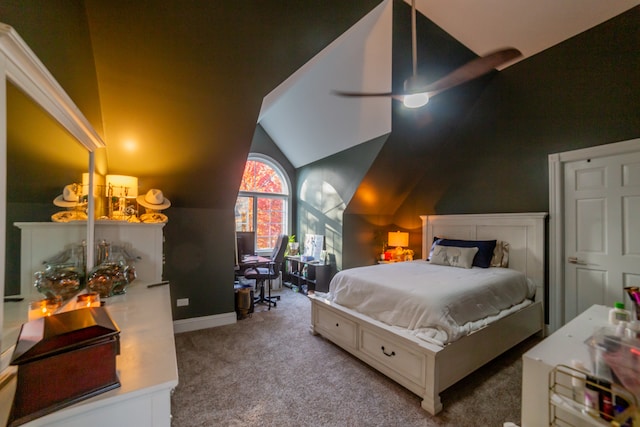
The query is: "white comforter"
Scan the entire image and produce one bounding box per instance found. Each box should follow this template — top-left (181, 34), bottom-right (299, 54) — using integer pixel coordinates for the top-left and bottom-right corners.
top-left (328, 260), bottom-right (536, 346)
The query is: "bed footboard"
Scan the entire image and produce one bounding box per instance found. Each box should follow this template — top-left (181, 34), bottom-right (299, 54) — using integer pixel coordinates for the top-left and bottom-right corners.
top-left (309, 295), bottom-right (542, 415)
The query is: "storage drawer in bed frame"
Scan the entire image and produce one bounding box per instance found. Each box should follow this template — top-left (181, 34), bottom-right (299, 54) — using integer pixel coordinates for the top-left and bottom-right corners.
top-left (313, 304), bottom-right (357, 350)
top-left (359, 326), bottom-right (427, 390)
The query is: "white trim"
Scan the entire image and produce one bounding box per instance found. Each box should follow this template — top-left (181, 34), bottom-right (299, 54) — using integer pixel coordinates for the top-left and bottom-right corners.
top-left (548, 138), bottom-right (640, 333)
top-left (0, 24), bottom-right (105, 151)
top-left (173, 311), bottom-right (237, 334)
top-left (0, 50), bottom-right (6, 365)
top-left (0, 23), bottom-right (105, 363)
top-left (246, 153), bottom-right (290, 195)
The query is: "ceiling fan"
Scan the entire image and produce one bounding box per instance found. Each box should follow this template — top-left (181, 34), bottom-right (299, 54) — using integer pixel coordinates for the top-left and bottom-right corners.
top-left (333, 0), bottom-right (522, 108)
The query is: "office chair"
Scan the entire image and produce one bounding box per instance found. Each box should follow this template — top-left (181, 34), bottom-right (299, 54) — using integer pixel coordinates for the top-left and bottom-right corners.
top-left (243, 234), bottom-right (288, 310)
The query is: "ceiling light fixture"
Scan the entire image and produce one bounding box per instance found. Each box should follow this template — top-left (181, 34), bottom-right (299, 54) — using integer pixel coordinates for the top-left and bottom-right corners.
top-left (403, 92), bottom-right (429, 108)
top-left (333, 0), bottom-right (522, 110)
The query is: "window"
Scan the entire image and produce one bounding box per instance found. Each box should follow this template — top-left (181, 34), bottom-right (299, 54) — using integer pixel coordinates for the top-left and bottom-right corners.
top-left (235, 155), bottom-right (290, 252)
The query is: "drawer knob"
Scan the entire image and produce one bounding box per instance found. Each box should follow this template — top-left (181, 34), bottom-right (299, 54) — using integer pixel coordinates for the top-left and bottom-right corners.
top-left (381, 346), bottom-right (396, 357)
top-left (335, 323), bottom-right (339, 327)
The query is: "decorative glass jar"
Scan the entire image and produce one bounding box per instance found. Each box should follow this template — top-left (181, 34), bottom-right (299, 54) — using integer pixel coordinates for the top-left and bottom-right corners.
top-left (34, 267), bottom-right (82, 301)
top-left (87, 261), bottom-right (136, 298)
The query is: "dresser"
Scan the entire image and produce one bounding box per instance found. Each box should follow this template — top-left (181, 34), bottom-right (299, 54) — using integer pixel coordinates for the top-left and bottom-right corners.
top-left (1, 281), bottom-right (178, 427)
top-left (521, 304), bottom-right (626, 426)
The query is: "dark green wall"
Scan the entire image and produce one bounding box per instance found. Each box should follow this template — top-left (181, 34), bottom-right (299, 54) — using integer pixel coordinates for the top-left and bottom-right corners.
top-left (297, 135), bottom-right (387, 270)
top-left (250, 125), bottom-right (296, 185)
top-left (0, 1), bottom-right (382, 319)
top-left (163, 208), bottom-right (235, 318)
top-left (3, 1), bottom-right (638, 321)
top-left (397, 6), bottom-right (640, 224)
top-left (81, 0), bottom-right (381, 320)
top-left (0, 0), bottom-right (103, 134)
top-left (341, 0), bottom-right (486, 264)
top-left (339, 4), bottom-right (639, 265)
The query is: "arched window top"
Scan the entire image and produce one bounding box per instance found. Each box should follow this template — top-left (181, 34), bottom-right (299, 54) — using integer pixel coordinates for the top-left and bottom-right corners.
top-left (239, 155), bottom-right (289, 195)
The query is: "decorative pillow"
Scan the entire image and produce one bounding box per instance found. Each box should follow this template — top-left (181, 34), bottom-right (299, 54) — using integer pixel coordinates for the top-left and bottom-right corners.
top-left (433, 238), bottom-right (497, 268)
top-left (429, 245), bottom-right (478, 269)
top-left (427, 238), bottom-right (439, 261)
top-left (490, 241), bottom-right (510, 268)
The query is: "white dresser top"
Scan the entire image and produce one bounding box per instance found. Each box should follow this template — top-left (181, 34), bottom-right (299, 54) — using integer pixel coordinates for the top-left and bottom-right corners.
top-left (524, 304), bottom-right (609, 369)
top-left (1, 281), bottom-right (178, 426)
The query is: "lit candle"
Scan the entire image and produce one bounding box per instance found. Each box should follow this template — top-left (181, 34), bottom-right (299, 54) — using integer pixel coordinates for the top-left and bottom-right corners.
top-left (27, 296), bottom-right (61, 320)
top-left (28, 300), bottom-right (47, 321)
top-left (76, 292), bottom-right (100, 308)
top-left (45, 296), bottom-right (62, 316)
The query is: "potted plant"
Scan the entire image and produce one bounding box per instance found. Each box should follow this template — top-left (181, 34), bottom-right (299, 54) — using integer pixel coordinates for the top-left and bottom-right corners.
top-left (286, 235), bottom-right (299, 256)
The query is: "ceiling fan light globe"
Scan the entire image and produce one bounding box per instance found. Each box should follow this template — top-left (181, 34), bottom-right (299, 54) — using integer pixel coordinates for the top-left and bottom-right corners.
top-left (403, 93), bottom-right (429, 108)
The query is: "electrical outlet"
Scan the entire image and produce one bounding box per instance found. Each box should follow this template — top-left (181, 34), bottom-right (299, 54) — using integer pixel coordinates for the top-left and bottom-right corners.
top-left (176, 298), bottom-right (189, 307)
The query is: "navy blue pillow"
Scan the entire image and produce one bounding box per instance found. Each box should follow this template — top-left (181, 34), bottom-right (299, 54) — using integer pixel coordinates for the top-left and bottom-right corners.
top-left (432, 237), bottom-right (497, 268)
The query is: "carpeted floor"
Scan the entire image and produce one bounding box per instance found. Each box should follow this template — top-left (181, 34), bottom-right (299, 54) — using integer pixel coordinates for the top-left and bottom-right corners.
top-left (171, 287), bottom-right (541, 427)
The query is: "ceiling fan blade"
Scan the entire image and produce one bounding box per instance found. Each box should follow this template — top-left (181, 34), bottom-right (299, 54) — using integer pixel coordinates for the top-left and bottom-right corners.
top-left (332, 90), bottom-right (392, 97)
top-left (332, 90), bottom-right (404, 102)
top-left (421, 47), bottom-right (522, 96)
top-left (333, 47), bottom-right (521, 102)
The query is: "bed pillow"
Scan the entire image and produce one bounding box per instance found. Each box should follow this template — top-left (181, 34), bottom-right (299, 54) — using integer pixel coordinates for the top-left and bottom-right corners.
top-left (490, 241), bottom-right (510, 267)
top-left (433, 238), bottom-right (497, 268)
top-left (429, 245), bottom-right (478, 269)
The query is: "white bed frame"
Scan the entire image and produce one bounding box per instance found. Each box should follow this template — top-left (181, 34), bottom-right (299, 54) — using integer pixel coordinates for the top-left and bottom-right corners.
top-left (309, 212), bottom-right (547, 415)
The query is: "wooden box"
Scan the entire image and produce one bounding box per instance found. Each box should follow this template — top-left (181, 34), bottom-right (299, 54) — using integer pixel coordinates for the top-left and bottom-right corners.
top-left (8, 307), bottom-right (120, 426)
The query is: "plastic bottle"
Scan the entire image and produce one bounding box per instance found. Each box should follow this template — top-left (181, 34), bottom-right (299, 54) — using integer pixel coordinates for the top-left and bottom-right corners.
top-left (593, 344), bottom-right (615, 421)
top-left (570, 360), bottom-right (586, 408)
top-left (609, 301), bottom-right (631, 325)
top-left (584, 374), bottom-right (600, 418)
top-left (626, 320), bottom-right (640, 339)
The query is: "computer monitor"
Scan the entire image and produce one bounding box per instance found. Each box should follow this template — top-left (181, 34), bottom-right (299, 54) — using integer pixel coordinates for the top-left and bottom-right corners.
top-left (236, 231), bottom-right (255, 264)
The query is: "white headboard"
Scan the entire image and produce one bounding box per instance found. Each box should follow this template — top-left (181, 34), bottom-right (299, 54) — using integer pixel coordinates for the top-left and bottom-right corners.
top-left (420, 213), bottom-right (547, 304)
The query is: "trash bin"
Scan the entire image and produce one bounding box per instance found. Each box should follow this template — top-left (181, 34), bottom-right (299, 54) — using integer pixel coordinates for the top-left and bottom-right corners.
top-left (234, 284), bottom-right (254, 319)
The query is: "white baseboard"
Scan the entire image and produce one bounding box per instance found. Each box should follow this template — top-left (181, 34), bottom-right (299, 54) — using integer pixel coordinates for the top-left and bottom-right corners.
top-left (173, 311), bottom-right (236, 334)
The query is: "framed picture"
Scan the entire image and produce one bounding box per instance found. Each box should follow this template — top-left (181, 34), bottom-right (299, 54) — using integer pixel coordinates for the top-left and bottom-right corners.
top-left (303, 234), bottom-right (324, 261)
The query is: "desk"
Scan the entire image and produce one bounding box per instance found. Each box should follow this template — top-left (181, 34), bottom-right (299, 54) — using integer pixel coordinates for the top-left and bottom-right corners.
top-left (235, 256), bottom-right (271, 279)
top-left (238, 255), bottom-right (271, 267)
top-left (284, 256), bottom-right (334, 294)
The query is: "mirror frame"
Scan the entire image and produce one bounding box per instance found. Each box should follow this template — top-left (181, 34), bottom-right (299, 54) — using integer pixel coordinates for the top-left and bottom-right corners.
top-left (0, 23), bottom-right (105, 369)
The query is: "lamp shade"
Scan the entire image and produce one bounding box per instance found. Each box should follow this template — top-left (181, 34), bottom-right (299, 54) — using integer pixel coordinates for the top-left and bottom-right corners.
top-left (106, 175), bottom-right (138, 198)
top-left (388, 231), bottom-right (409, 248)
top-left (82, 173), bottom-right (105, 197)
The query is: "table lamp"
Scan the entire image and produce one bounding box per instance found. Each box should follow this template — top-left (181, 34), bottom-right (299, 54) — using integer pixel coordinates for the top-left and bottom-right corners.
top-left (388, 231), bottom-right (409, 260)
top-left (106, 175), bottom-right (138, 219)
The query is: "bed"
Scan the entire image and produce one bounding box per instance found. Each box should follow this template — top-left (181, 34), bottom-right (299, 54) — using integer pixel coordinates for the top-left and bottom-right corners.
top-left (309, 213), bottom-right (547, 415)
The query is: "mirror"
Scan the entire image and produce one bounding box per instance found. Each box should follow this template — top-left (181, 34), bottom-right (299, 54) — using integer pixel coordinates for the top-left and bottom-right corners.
top-left (0, 23), bottom-right (105, 368)
top-left (2, 81), bottom-right (90, 353)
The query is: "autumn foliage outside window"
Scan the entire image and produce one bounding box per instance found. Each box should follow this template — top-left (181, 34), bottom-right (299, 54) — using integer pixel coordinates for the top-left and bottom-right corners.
top-left (236, 157), bottom-right (289, 251)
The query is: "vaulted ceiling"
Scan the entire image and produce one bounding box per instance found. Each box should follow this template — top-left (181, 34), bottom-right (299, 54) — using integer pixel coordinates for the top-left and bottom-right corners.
top-left (259, 0), bottom-right (640, 168)
top-left (4, 0), bottom-right (639, 206)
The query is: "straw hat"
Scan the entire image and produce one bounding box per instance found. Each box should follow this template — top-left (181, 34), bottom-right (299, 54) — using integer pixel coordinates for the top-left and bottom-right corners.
top-left (137, 189), bottom-right (171, 210)
top-left (53, 184), bottom-right (84, 207)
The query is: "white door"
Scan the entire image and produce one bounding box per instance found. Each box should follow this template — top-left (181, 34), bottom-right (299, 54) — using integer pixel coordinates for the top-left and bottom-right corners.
top-left (564, 151), bottom-right (640, 322)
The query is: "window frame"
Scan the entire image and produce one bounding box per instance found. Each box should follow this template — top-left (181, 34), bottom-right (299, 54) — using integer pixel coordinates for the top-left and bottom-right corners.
top-left (236, 154), bottom-right (292, 254)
